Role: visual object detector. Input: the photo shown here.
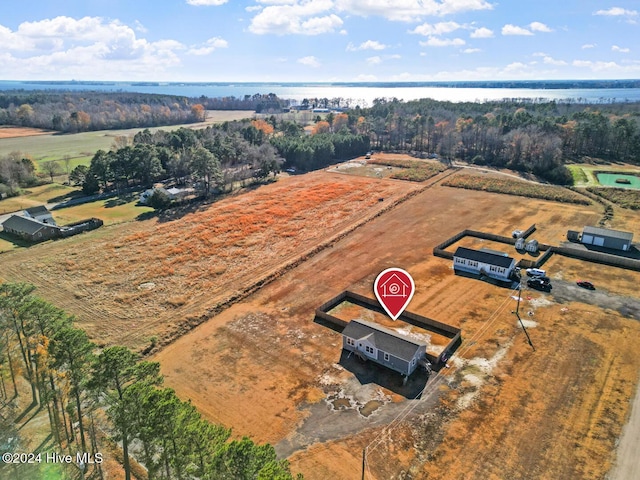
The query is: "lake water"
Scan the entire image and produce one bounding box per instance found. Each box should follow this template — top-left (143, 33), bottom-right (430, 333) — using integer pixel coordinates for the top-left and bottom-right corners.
top-left (2, 81), bottom-right (640, 106)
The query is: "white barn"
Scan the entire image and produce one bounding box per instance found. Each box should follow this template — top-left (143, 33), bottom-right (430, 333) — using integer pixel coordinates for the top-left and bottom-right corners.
top-left (453, 246), bottom-right (516, 282)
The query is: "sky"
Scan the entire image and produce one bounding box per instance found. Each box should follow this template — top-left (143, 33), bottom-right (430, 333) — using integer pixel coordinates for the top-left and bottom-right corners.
top-left (1, 0), bottom-right (639, 82)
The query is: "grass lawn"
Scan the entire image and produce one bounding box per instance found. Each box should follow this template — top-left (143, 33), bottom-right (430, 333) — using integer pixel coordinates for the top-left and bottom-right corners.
top-left (52, 196), bottom-right (153, 226)
top-left (0, 183), bottom-right (79, 214)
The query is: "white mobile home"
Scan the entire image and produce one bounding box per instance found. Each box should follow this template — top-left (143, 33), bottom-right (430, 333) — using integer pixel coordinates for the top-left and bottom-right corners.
top-left (453, 246), bottom-right (516, 282)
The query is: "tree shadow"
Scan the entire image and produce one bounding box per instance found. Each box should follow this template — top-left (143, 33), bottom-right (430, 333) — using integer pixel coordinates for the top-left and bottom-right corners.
top-left (47, 190), bottom-right (84, 203)
top-left (34, 433), bottom-right (54, 454)
top-left (14, 399), bottom-right (39, 426)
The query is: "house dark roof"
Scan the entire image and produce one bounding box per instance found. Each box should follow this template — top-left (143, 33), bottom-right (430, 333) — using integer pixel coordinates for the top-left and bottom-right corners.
top-left (2, 215), bottom-right (49, 235)
top-left (453, 246), bottom-right (515, 268)
top-left (25, 205), bottom-right (50, 216)
top-left (583, 226), bottom-right (633, 242)
top-left (342, 319), bottom-right (426, 362)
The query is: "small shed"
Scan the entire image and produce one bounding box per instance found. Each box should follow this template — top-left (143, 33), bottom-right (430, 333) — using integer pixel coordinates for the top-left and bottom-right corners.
top-left (525, 239), bottom-right (539, 253)
top-left (581, 226), bottom-right (634, 251)
top-left (567, 230), bottom-right (580, 242)
top-left (515, 237), bottom-right (525, 250)
top-left (342, 319), bottom-right (427, 376)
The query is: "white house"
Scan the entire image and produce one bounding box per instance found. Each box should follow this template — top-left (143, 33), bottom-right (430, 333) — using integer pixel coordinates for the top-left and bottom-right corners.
top-left (453, 246), bottom-right (516, 282)
top-left (24, 205), bottom-right (56, 225)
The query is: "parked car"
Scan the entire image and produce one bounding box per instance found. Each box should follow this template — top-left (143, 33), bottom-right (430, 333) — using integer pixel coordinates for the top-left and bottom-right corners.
top-left (528, 278), bottom-right (552, 291)
top-left (526, 268), bottom-right (547, 278)
top-left (577, 280), bottom-right (595, 290)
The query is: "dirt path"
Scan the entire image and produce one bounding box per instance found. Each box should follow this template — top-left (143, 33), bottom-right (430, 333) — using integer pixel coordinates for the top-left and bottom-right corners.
top-left (608, 379), bottom-right (640, 480)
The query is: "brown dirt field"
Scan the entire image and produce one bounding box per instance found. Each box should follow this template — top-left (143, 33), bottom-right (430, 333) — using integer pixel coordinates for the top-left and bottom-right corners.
top-left (0, 126), bottom-right (54, 138)
top-left (3, 162), bottom-right (640, 480)
top-left (0, 172), bottom-right (421, 351)
top-left (150, 181), bottom-right (640, 479)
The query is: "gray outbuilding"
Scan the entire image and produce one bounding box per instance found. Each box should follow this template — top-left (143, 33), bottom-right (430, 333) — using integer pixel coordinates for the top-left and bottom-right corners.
top-left (342, 319), bottom-right (427, 376)
top-left (581, 226), bottom-right (634, 251)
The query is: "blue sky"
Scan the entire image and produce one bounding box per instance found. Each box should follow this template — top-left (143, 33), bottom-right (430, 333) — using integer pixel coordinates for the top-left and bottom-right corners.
top-left (1, 0), bottom-right (639, 82)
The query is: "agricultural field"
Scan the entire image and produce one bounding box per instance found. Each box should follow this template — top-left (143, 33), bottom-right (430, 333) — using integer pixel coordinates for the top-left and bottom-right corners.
top-left (329, 153), bottom-right (447, 182)
top-left (0, 172), bottom-right (422, 351)
top-left (0, 110), bottom-right (255, 169)
top-left (443, 172), bottom-right (590, 205)
top-left (2, 155), bottom-right (639, 479)
top-left (587, 187), bottom-right (640, 210)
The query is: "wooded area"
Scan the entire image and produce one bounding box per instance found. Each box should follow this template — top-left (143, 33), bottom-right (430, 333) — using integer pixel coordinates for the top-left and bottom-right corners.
top-left (0, 91), bottom-right (204, 133)
top-left (0, 282), bottom-right (302, 480)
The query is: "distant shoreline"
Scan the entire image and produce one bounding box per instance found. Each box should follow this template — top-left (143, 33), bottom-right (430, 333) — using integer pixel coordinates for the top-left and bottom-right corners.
top-left (2, 79), bottom-right (640, 90)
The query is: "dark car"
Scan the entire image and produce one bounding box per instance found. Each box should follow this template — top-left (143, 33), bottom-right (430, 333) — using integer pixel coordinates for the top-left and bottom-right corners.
top-left (527, 278), bottom-right (551, 291)
top-left (577, 280), bottom-right (595, 290)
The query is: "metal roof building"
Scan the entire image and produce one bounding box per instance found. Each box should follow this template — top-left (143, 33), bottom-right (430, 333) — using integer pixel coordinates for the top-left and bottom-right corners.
top-left (581, 226), bottom-right (634, 251)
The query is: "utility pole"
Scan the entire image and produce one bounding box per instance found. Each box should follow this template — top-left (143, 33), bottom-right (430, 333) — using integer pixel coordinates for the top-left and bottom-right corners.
top-left (514, 284), bottom-right (535, 351)
top-left (362, 448), bottom-right (366, 480)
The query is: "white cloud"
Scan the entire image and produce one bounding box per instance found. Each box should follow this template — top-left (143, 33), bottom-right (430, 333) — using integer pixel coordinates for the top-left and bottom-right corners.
top-left (355, 73), bottom-right (378, 81)
top-left (0, 16), bottom-right (186, 79)
top-left (298, 55), bottom-right (321, 67)
top-left (463, 48), bottom-right (481, 53)
top-left (366, 56), bottom-right (382, 65)
top-left (594, 7), bottom-right (638, 17)
top-left (542, 56), bottom-right (566, 66)
top-left (410, 21), bottom-right (462, 36)
top-left (470, 27), bottom-right (493, 38)
top-left (346, 40), bottom-right (387, 51)
top-left (249, 0), bottom-right (343, 35)
top-left (245, 5), bottom-right (263, 11)
top-left (420, 37), bottom-right (465, 47)
top-left (612, 45), bottom-right (630, 53)
top-left (186, 0), bottom-right (228, 5)
top-left (529, 21), bottom-right (552, 32)
top-left (582, 43), bottom-right (596, 49)
top-left (501, 24), bottom-right (533, 36)
top-left (335, 0), bottom-right (493, 22)
top-left (187, 37), bottom-right (228, 55)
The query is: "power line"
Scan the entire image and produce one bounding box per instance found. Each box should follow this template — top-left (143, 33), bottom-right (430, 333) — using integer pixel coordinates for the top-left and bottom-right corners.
top-left (362, 283), bottom-right (527, 477)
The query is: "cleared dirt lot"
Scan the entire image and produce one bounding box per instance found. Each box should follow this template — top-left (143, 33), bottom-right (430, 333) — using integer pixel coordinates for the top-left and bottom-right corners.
top-left (2, 164), bottom-right (639, 479)
top-left (0, 172), bottom-right (421, 351)
top-left (151, 173), bottom-right (640, 479)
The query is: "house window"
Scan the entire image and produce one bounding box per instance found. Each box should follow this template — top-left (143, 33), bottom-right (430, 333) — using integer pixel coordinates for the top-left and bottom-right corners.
top-left (411, 358), bottom-right (416, 366)
top-left (384, 353), bottom-right (390, 361)
top-left (490, 266), bottom-right (496, 272)
top-left (469, 261), bottom-right (478, 267)
top-left (346, 338), bottom-right (354, 346)
top-left (365, 345), bottom-right (374, 354)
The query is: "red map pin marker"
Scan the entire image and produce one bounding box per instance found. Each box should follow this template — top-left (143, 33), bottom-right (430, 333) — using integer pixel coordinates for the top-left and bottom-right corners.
top-left (374, 268), bottom-right (415, 321)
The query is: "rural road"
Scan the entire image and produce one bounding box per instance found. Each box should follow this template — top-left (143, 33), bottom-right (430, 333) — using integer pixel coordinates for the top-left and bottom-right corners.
top-left (544, 279), bottom-right (640, 321)
top-left (607, 378), bottom-right (640, 480)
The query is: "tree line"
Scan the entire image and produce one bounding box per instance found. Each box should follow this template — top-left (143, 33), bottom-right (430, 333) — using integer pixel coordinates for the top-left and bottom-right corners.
top-left (78, 121), bottom-right (285, 197)
top-left (356, 97), bottom-right (640, 184)
top-left (0, 91), bottom-right (204, 133)
top-left (0, 282), bottom-right (302, 480)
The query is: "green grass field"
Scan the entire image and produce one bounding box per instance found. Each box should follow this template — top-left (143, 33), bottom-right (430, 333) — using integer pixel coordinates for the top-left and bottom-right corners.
top-left (51, 196), bottom-right (153, 226)
top-left (0, 110), bottom-right (255, 170)
top-left (0, 183), bottom-right (79, 214)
